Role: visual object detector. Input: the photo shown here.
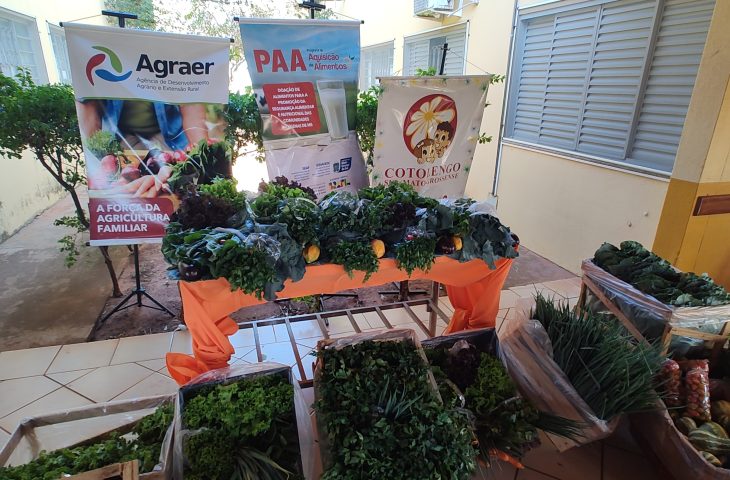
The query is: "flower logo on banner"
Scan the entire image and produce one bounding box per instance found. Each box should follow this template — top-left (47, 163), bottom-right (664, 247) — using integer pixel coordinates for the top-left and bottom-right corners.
top-left (86, 46), bottom-right (132, 85)
top-left (403, 94), bottom-right (457, 164)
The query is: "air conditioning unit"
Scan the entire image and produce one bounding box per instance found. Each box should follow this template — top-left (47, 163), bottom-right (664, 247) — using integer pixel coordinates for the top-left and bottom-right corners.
top-left (414, 0), bottom-right (454, 18)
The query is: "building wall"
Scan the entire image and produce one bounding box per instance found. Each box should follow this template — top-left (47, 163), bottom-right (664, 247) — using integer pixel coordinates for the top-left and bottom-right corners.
top-left (330, 0), bottom-right (515, 200)
top-left (494, 0), bottom-right (723, 274)
top-left (0, 0), bottom-right (104, 241)
top-left (653, 0), bottom-right (730, 287)
top-left (496, 144), bottom-right (668, 272)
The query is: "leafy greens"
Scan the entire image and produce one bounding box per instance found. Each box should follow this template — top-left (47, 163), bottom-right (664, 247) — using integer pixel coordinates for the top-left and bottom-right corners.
top-left (316, 339), bottom-right (476, 480)
top-left (593, 241), bottom-right (730, 307)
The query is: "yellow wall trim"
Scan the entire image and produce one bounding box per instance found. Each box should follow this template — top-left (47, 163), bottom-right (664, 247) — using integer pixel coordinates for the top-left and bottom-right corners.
top-left (653, 178), bottom-right (699, 264)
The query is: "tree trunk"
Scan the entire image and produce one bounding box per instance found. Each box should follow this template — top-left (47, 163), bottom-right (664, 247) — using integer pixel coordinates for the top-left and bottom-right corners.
top-left (99, 246), bottom-right (123, 297)
top-left (67, 187), bottom-right (89, 228)
top-left (36, 151), bottom-right (123, 297)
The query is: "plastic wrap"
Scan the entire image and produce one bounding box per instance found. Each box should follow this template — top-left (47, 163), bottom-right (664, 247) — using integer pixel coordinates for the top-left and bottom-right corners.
top-left (318, 190), bottom-right (361, 217)
top-left (582, 259), bottom-right (730, 335)
top-left (421, 327), bottom-right (498, 355)
top-left (173, 362), bottom-right (315, 480)
top-left (313, 329), bottom-right (440, 471)
top-left (685, 367), bottom-right (711, 421)
top-left (437, 198), bottom-right (498, 219)
top-left (659, 359), bottom-right (682, 408)
top-left (0, 394), bottom-right (174, 479)
top-left (497, 299), bottom-right (618, 450)
top-left (630, 405), bottom-right (730, 480)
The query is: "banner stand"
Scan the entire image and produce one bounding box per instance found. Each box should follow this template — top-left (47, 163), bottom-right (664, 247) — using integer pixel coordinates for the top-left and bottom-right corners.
top-left (80, 10), bottom-right (175, 325)
top-left (99, 244), bottom-right (175, 323)
top-left (237, 16), bottom-right (368, 310)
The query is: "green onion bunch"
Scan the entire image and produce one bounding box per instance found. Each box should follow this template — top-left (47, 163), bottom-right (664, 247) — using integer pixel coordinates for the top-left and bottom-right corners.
top-left (532, 293), bottom-right (664, 420)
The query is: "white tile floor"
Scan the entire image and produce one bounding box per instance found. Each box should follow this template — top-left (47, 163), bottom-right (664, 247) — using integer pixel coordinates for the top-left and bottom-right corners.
top-left (2, 279), bottom-right (659, 480)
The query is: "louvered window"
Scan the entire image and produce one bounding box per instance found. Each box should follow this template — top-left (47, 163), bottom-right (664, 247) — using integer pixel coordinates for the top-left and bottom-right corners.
top-left (48, 23), bottom-right (71, 84)
top-left (360, 41), bottom-right (394, 90)
top-left (403, 23), bottom-right (467, 76)
top-left (0, 7), bottom-right (47, 84)
top-left (507, 0), bottom-right (715, 173)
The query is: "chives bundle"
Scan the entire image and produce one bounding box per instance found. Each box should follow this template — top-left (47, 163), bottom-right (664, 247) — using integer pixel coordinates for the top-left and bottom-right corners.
top-left (532, 293), bottom-right (664, 420)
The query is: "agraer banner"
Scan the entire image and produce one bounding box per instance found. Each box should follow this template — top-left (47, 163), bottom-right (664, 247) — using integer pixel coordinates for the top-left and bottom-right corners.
top-left (371, 76), bottom-right (491, 199)
top-left (64, 23), bottom-right (230, 245)
top-left (238, 18), bottom-right (368, 198)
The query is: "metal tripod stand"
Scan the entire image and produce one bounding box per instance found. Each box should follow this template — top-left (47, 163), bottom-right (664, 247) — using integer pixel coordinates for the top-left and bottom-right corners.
top-left (99, 245), bottom-right (175, 323)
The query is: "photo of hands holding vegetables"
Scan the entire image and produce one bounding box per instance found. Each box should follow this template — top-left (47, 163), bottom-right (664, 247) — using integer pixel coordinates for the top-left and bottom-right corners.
top-left (76, 99), bottom-right (229, 199)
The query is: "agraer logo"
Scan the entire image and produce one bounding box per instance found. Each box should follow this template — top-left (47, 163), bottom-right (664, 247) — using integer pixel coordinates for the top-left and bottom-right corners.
top-left (86, 46), bottom-right (132, 85)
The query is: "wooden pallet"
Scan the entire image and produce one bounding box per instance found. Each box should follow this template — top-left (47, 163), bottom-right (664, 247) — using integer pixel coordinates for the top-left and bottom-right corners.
top-left (64, 460), bottom-right (138, 480)
top-left (236, 284), bottom-right (451, 387)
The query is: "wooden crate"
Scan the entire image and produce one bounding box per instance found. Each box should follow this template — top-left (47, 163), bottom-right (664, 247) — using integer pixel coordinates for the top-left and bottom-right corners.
top-left (64, 460), bottom-right (139, 480)
top-left (577, 259), bottom-right (730, 356)
top-left (0, 395), bottom-right (172, 480)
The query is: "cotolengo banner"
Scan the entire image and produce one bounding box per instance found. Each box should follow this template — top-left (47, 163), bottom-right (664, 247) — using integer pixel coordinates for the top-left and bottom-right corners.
top-left (238, 19), bottom-right (368, 198)
top-left (371, 76), bottom-right (490, 199)
top-left (64, 23), bottom-right (230, 245)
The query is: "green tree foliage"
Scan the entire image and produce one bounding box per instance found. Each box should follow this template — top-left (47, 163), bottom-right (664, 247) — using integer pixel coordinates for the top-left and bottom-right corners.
top-left (0, 71), bottom-right (85, 221)
top-left (0, 71), bottom-right (122, 296)
top-left (415, 66), bottom-right (437, 76)
top-left (154, 0), bottom-right (276, 81)
top-left (355, 86), bottom-right (381, 164)
top-left (226, 89), bottom-right (264, 162)
top-left (103, 0), bottom-right (157, 29)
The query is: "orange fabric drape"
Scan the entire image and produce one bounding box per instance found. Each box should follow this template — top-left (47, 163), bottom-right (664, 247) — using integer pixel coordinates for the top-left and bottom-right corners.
top-left (443, 255), bottom-right (514, 334)
top-left (166, 255), bottom-right (515, 384)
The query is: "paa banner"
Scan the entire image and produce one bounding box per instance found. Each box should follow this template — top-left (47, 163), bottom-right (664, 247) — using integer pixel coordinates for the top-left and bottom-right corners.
top-left (238, 19), bottom-right (368, 198)
top-left (371, 76), bottom-right (491, 198)
top-left (64, 23), bottom-right (230, 245)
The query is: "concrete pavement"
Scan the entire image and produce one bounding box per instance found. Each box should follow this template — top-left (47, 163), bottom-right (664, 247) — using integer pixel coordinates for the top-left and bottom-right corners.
top-left (0, 192), bottom-right (127, 351)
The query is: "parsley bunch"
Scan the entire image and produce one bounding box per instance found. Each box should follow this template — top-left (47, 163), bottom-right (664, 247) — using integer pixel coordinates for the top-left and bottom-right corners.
top-left (210, 239), bottom-right (277, 300)
top-left (395, 234), bottom-right (437, 276)
top-left (317, 340), bottom-right (476, 480)
top-left (329, 239), bottom-right (379, 281)
top-left (425, 340), bottom-right (582, 460)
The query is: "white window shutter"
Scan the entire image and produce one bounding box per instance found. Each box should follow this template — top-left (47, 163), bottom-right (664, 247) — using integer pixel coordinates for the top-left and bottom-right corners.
top-left (360, 42), bottom-right (394, 89)
top-left (539, 8), bottom-right (598, 150)
top-left (442, 27), bottom-right (466, 75)
top-left (577, 0), bottom-right (655, 158)
top-left (373, 43), bottom-right (394, 83)
top-left (403, 23), bottom-right (467, 76)
top-left (512, 16), bottom-right (552, 143)
top-left (404, 39), bottom-right (429, 75)
top-left (629, 0), bottom-right (715, 171)
top-left (0, 13), bottom-right (46, 84)
top-left (49, 26), bottom-right (72, 84)
top-left (508, 0), bottom-right (714, 173)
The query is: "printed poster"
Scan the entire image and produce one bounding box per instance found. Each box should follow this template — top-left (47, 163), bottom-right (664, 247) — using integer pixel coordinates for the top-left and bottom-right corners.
top-left (64, 23), bottom-right (230, 245)
top-left (371, 76), bottom-right (490, 198)
top-left (238, 18), bottom-right (368, 198)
